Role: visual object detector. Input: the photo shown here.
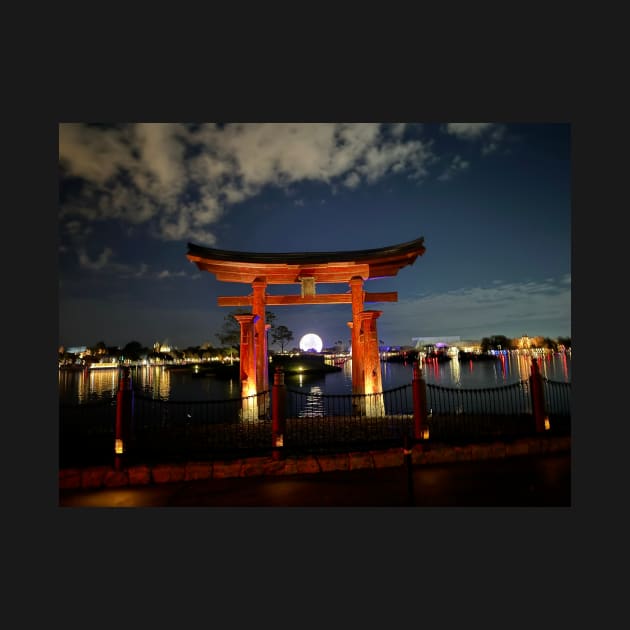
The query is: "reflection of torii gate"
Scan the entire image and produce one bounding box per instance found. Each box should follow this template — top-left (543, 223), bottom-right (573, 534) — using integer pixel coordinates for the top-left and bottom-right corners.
top-left (186, 237), bottom-right (426, 414)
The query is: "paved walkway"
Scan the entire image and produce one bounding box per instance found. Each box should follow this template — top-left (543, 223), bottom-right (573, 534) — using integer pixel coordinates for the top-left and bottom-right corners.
top-left (59, 452), bottom-right (570, 507)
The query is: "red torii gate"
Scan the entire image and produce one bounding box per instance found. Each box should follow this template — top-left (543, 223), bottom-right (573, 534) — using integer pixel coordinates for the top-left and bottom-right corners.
top-left (186, 237), bottom-right (426, 410)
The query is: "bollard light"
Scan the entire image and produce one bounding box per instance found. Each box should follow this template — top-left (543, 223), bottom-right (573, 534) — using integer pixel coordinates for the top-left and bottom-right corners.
top-left (274, 435), bottom-right (284, 447)
top-left (544, 417), bottom-right (551, 431)
top-left (115, 438), bottom-right (124, 454)
top-left (421, 427), bottom-right (430, 440)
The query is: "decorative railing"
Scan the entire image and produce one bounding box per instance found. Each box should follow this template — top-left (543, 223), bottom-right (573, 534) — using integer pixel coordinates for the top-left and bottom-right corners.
top-left (59, 359), bottom-right (571, 468)
top-left (59, 396), bottom-right (117, 467)
top-left (128, 389), bottom-right (271, 463)
top-left (283, 384), bottom-right (414, 453)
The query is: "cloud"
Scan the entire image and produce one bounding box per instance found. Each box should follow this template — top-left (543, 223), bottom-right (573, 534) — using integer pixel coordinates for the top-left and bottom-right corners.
top-left (481, 125), bottom-right (506, 155)
top-left (78, 247), bottom-right (114, 271)
top-left (74, 246), bottom-right (196, 281)
top-left (344, 172), bottom-right (361, 189)
top-left (444, 123), bottom-right (495, 139)
top-left (389, 123), bottom-right (407, 139)
top-left (392, 277), bottom-right (571, 339)
top-left (156, 269), bottom-right (189, 279)
top-left (443, 123), bottom-right (506, 155)
top-left (59, 123), bottom-right (436, 250)
top-left (437, 155), bottom-right (469, 181)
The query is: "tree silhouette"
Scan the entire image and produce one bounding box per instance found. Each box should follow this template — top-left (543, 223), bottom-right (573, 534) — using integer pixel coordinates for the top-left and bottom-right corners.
top-left (216, 309), bottom-right (280, 361)
top-left (271, 325), bottom-right (294, 353)
top-left (122, 341), bottom-right (149, 361)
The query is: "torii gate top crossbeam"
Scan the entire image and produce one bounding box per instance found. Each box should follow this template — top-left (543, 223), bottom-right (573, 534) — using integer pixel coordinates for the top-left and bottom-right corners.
top-left (186, 236), bottom-right (425, 284)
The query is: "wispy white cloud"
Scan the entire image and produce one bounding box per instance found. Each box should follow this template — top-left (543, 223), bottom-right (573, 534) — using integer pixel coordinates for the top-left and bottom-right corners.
top-left (481, 125), bottom-right (506, 155)
top-left (76, 248), bottom-right (197, 281)
top-left (156, 269), bottom-right (189, 279)
top-left (344, 172), bottom-right (361, 189)
top-left (444, 123), bottom-right (495, 139)
top-left (78, 247), bottom-right (114, 271)
top-left (443, 123), bottom-right (506, 155)
top-left (437, 154), bottom-right (469, 181)
top-left (391, 277), bottom-right (571, 339)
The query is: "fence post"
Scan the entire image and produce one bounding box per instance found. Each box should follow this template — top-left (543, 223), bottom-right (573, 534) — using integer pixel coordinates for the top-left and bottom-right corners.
top-left (114, 366), bottom-right (134, 470)
top-left (529, 357), bottom-right (549, 433)
top-left (412, 362), bottom-right (429, 440)
top-left (272, 367), bottom-right (286, 460)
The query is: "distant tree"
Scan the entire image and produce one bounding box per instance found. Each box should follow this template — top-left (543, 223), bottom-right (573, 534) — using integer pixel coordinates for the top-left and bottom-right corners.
top-left (271, 325), bottom-right (294, 353)
top-left (216, 309), bottom-right (278, 347)
top-left (223, 346), bottom-right (237, 364)
top-left (542, 337), bottom-right (558, 351)
top-left (93, 341), bottom-right (108, 355)
top-left (183, 346), bottom-right (202, 361)
top-left (170, 348), bottom-right (184, 361)
top-left (215, 309), bottom-right (248, 348)
top-left (480, 335), bottom-right (512, 352)
top-left (266, 310), bottom-right (277, 330)
top-left (557, 336), bottom-right (571, 349)
top-left (148, 350), bottom-right (173, 363)
top-left (122, 341), bottom-right (146, 361)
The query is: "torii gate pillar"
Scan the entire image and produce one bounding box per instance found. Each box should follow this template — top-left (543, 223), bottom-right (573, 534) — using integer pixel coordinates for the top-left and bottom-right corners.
top-left (349, 277), bottom-right (365, 397)
top-left (359, 310), bottom-right (383, 395)
top-left (251, 278), bottom-right (268, 394)
top-left (234, 314), bottom-right (259, 419)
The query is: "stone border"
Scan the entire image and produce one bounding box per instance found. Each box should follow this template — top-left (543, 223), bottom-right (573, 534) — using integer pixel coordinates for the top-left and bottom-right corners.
top-left (59, 435), bottom-right (571, 491)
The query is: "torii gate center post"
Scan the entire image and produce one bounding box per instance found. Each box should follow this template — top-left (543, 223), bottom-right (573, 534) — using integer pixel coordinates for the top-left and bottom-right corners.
top-left (186, 237), bottom-right (426, 400)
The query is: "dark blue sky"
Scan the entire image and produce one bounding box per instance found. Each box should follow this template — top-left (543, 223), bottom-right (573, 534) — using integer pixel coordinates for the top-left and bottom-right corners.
top-left (58, 123), bottom-right (570, 349)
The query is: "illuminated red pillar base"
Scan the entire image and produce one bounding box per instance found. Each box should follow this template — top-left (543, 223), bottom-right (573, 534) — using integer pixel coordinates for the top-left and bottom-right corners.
top-left (235, 314), bottom-right (259, 420)
top-left (358, 310), bottom-right (385, 416)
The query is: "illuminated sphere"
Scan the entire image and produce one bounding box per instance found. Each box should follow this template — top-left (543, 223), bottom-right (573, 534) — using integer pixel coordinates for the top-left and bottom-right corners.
top-left (299, 333), bottom-right (323, 353)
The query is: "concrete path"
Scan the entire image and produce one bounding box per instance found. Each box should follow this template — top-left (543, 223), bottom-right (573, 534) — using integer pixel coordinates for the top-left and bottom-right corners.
top-left (59, 452), bottom-right (570, 507)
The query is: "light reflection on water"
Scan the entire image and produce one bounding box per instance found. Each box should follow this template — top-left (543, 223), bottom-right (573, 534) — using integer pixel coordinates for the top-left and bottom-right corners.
top-left (419, 351), bottom-right (571, 389)
top-left (59, 352), bottom-right (571, 403)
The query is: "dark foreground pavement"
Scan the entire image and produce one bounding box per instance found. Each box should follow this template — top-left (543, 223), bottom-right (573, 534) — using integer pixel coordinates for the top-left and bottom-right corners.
top-left (59, 452), bottom-right (571, 507)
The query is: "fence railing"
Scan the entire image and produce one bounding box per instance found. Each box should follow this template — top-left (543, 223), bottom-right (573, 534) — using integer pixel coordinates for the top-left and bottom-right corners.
top-left (59, 396), bottom-right (117, 467)
top-left (59, 357), bottom-right (570, 468)
top-left (128, 390), bottom-right (271, 463)
top-left (283, 384), bottom-right (414, 454)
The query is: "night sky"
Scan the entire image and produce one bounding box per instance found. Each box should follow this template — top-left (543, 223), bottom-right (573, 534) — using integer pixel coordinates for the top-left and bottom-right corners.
top-left (58, 123), bottom-right (571, 350)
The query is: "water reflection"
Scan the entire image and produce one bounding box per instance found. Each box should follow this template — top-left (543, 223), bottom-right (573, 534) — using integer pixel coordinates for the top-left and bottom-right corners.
top-left (59, 368), bottom-right (119, 403)
top-left (298, 385), bottom-right (325, 418)
top-left (59, 351), bottom-right (571, 404)
top-left (448, 354), bottom-right (461, 384)
top-left (417, 350), bottom-right (571, 390)
top-left (135, 365), bottom-right (171, 400)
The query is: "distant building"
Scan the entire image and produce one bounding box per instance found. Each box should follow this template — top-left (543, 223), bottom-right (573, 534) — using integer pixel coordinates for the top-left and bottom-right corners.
top-left (65, 346), bottom-right (88, 355)
top-left (412, 336), bottom-right (481, 353)
top-left (412, 336), bottom-right (461, 349)
top-left (154, 341), bottom-right (172, 353)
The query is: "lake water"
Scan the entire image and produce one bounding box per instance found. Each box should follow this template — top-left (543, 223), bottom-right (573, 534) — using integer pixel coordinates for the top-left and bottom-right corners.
top-left (58, 351), bottom-right (571, 404)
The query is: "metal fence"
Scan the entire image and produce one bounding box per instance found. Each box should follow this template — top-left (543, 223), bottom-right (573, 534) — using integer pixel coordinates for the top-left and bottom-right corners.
top-left (542, 377), bottom-right (571, 434)
top-left (127, 389), bottom-right (272, 463)
top-left (425, 380), bottom-right (535, 442)
top-left (283, 384), bottom-right (414, 454)
top-left (59, 396), bottom-right (117, 467)
top-left (59, 374), bottom-right (571, 467)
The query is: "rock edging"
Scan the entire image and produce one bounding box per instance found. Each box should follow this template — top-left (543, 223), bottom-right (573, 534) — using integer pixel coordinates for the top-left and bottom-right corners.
top-left (59, 435), bottom-right (570, 491)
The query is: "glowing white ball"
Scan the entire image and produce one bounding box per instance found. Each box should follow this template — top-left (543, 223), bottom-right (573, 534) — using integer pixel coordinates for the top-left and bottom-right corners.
top-left (299, 333), bottom-right (323, 353)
